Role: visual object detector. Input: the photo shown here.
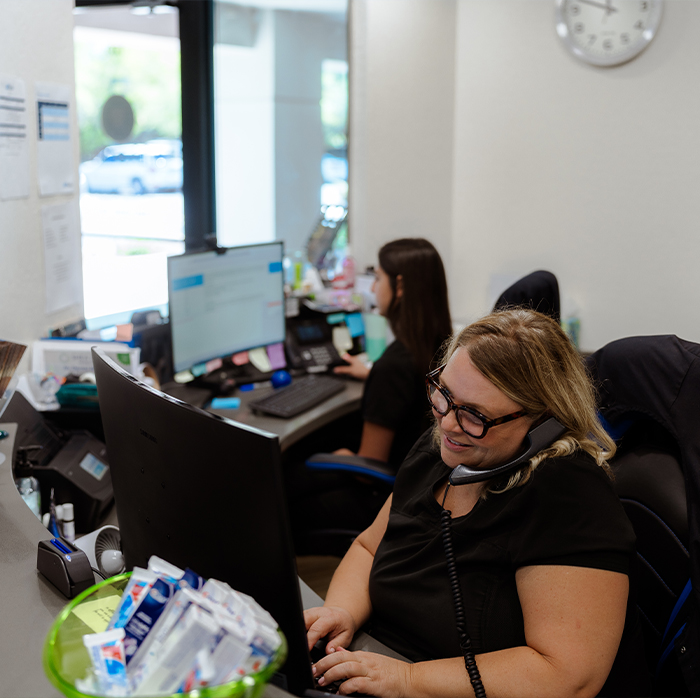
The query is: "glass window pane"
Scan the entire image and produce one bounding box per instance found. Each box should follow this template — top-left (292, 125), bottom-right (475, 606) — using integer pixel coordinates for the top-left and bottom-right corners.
top-left (213, 0), bottom-right (348, 255)
top-left (73, 6), bottom-right (184, 329)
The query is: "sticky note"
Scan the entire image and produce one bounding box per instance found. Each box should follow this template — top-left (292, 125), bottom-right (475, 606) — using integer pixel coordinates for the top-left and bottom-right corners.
top-left (332, 326), bottom-right (353, 353)
top-left (345, 313), bottom-right (365, 338)
top-left (249, 347), bottom-right (272, 372)
top-left (71, 595), bottom-right (122, 634)
top-left (210, 397), bottom-right (241, 410)
top-left (326, 312), bottom-right (346, 325)
top-left (232, 351), bottom-right (249, 366)
top-left (191, 362), bottom-right (207, 377)
top-left (266, 342), bottom-right (286, 370)
top-left (205, 357), bottom-right (223, 373)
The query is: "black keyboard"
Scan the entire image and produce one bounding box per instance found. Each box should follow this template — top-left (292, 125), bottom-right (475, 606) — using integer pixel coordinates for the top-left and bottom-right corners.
top-left (248, 374), bottom-right (346, 418)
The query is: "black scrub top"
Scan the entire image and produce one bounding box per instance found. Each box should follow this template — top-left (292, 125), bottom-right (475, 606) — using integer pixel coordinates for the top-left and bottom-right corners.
top-left (368, 430), bottom-right (650, 697)
top-left (361, 340), bottom-right (430, 469)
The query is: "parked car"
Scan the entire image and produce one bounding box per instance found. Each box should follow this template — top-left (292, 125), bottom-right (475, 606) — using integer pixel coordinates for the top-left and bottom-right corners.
top-left (79, 140), bottom-right (183, 195)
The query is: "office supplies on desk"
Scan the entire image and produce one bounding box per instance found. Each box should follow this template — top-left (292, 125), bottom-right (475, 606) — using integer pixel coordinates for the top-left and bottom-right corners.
top-left (33, 339), bottom-right (140, 379)
top-left (3, 389), bottom-right (112, 532)
top-left (37, 536), bottom-right (95, 598)
top-left (209, 396), bottom-right (241, 410)
top-left (248, 374), bottom-right (346, 419)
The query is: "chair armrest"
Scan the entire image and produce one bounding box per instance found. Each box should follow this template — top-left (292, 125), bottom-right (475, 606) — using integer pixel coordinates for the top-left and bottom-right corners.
top-left (305, 453), bottom-right (396, 484)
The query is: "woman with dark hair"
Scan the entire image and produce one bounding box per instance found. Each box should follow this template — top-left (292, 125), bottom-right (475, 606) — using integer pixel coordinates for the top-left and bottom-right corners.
top-left (333, 237), bottom-right (452, 466)
top-left (288, 239), bottom-right (452, 552)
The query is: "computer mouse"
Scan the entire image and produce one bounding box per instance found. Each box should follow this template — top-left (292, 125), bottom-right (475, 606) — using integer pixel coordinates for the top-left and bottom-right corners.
top-left (271, 370), bottom-right (292, 388)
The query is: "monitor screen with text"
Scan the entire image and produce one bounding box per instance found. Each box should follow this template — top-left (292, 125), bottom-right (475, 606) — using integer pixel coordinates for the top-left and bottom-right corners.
top-left (167, 242), bottom-right (285, 373)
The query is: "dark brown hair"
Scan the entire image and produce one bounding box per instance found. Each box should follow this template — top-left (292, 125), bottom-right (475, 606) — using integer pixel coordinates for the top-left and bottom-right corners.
top-left (378, 238), bottom-right (452, 372)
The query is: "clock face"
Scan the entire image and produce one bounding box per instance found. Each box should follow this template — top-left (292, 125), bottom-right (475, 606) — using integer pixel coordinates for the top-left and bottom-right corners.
top-left (555, 0), bottom-right (664, 66)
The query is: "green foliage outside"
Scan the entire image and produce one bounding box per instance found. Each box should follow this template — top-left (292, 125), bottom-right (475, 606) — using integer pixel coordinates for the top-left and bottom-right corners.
top-left (74, 37), bottom-right (182, 162)
top-left (321, 59), bottom-right (348, 152)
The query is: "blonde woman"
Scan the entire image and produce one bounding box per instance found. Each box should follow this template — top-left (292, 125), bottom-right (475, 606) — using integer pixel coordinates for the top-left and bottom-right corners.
top-left (306, 309), bottom-right (648, 698)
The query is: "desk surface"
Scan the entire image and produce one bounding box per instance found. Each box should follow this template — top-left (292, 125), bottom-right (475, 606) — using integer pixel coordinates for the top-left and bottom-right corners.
top-left (0, 423), bottom-right (69, 698)
top-left (173, 376), bottom-right (364, 452)
top-left (0, 379), bottom-right (369, 698)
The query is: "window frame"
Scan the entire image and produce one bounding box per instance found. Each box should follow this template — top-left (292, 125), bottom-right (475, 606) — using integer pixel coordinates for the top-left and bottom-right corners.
top-left (74, 0), bottom-right (216, 253)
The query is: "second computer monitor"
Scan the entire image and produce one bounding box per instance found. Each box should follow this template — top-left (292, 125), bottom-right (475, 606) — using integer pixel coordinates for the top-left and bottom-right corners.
top-left (167, 242), bottom-right (285, 374)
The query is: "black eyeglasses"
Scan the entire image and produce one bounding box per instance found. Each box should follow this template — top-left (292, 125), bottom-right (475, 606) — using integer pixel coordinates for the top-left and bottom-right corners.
top-left (425, 365), bottom-right (527, 439)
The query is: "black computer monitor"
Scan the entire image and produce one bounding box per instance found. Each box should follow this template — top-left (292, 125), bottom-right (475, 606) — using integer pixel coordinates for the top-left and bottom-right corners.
top-left (91, 347), bottom-right (314, 696)
top-left (167, 241), bottom-right (285, 374)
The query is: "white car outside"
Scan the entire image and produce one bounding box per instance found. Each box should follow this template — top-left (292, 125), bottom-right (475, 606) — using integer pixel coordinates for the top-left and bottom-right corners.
top-left (79, 140), bottom-right (183, 195)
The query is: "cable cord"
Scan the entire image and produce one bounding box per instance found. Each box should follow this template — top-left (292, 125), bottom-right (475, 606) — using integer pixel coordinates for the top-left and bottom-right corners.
top-left (440, 483), bottom-right (487, 698)
top-left (91, 566), bottom-right (107, 580)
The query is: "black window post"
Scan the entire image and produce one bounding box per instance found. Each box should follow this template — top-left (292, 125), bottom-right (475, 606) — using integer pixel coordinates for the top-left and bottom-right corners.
top-left (74, 0), bottom-right (216, 252)
top-left (178, 0), bottom-right (216, 251)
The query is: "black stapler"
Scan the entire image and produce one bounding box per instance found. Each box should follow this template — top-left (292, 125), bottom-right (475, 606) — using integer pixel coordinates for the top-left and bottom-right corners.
top-left (37, 537), bottom-right (95, 598)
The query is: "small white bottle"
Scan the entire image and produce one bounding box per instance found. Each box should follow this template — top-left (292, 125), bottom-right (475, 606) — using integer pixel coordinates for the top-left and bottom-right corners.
top-left (16, 477), bottom-right (41, 519)
top-left (61, 502), bottom-right (75, 544)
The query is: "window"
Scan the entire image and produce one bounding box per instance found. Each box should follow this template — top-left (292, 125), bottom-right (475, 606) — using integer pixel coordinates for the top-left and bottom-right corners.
top-left (213, 0), bottom-right (348, 256)
top-left (73, 3), bottom-right (184, 328)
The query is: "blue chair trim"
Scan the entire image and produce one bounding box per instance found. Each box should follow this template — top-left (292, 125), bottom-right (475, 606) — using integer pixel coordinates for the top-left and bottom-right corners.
top-left (662, 578), bottom-right (692, 643)
top-left (656, 622), bottom-right (687, 678)
top-left (306, 460), bottom-right (396, 484)
top-left (655, 579), bottom-right (692, 678)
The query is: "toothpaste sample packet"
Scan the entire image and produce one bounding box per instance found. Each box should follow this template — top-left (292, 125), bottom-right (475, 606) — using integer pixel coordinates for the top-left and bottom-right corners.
top-left (78, 559), bottom-right (282, 697)
top-left (83, 628), bottom-right (129, 697)
top-left (107, 568), bottom-right (157, 631)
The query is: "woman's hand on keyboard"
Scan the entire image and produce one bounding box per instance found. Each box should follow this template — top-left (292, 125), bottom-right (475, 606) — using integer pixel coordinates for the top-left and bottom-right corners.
top-left (305, 605), bottom-right (356, 654)
top-left (312, 647), bottom-right (410, 698)
top-left (333, 353), bottom-right (371, 381)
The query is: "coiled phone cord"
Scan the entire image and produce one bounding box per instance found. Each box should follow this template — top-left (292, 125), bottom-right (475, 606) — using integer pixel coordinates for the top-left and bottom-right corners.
top-left (440, 483), bottom-right (487, 698)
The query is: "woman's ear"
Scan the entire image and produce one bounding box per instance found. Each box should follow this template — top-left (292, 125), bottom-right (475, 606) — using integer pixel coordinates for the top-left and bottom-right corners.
top-left (395, 274), bottom-right (404, 299)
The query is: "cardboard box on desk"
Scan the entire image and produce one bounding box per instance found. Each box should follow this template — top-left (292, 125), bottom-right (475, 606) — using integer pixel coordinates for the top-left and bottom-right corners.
top-left (33, 340), bottom-right (140, 379)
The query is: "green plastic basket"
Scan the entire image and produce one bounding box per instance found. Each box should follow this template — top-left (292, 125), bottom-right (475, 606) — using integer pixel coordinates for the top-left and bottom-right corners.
top-left (43, 573), bottom-right (287, 698)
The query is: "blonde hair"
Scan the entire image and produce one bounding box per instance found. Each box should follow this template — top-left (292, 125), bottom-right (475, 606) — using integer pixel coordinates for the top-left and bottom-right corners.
top-left (438, 308), bottom-right (615, 494)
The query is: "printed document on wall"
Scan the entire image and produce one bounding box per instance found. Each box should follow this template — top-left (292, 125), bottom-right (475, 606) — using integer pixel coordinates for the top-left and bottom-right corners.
top-left (41, 202), bottom-right (82, 314)
top-left (36, 82), bottom-right (75, 196)
top-left (0, 75), bottom-right (30, 200)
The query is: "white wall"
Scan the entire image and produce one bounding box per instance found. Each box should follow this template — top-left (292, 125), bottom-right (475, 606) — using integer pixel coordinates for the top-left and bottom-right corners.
top-left (451, 0), bottom-right (700, 350)
top-left (350, 0), bottom-right (700, 352)
top-left (0, 0), bottom-right (82, 362)
top-left (349, 0), bottom-right (457, 273)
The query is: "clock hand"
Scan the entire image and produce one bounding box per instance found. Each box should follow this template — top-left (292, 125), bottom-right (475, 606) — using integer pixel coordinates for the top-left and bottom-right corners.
top-left (604, 0), bottom-right (617, 16)
top-left (576, 0), bottom-right (619, 12)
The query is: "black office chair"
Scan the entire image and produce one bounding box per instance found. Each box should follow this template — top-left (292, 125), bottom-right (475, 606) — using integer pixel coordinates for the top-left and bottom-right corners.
top-left (587, 335), bottom-right (700, 696)
top-left (294, 452), bottom-right (397, 557)
top-left (493, 270), bottom-right (560, 323)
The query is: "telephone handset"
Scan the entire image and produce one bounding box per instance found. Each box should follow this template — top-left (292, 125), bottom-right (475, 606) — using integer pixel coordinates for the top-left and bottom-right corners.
top-left (449, 417), bottom-right (567, 486)
top-left (442, 416), bottom-right (567, 698)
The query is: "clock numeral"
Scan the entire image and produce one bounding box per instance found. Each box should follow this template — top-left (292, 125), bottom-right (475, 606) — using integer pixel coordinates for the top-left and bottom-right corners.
top-left (620, 32), bottom-right (630, 44)
top-left (587, 34), bottom-right (597, 45)
top-left (570, 4), bottom-right (580, 15)
top-left (634, 20), bottom-right (644, 29)
top-left (603, 38), bottom-right (613, 50)
top-left (574, 22), bottom-right (585, 34)
top-left (640, 1), bottom-right (649, 10)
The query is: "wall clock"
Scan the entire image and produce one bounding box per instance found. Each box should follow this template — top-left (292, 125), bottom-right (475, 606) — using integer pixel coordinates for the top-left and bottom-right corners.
top-left (555, 0), bottom-right (664, 66)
